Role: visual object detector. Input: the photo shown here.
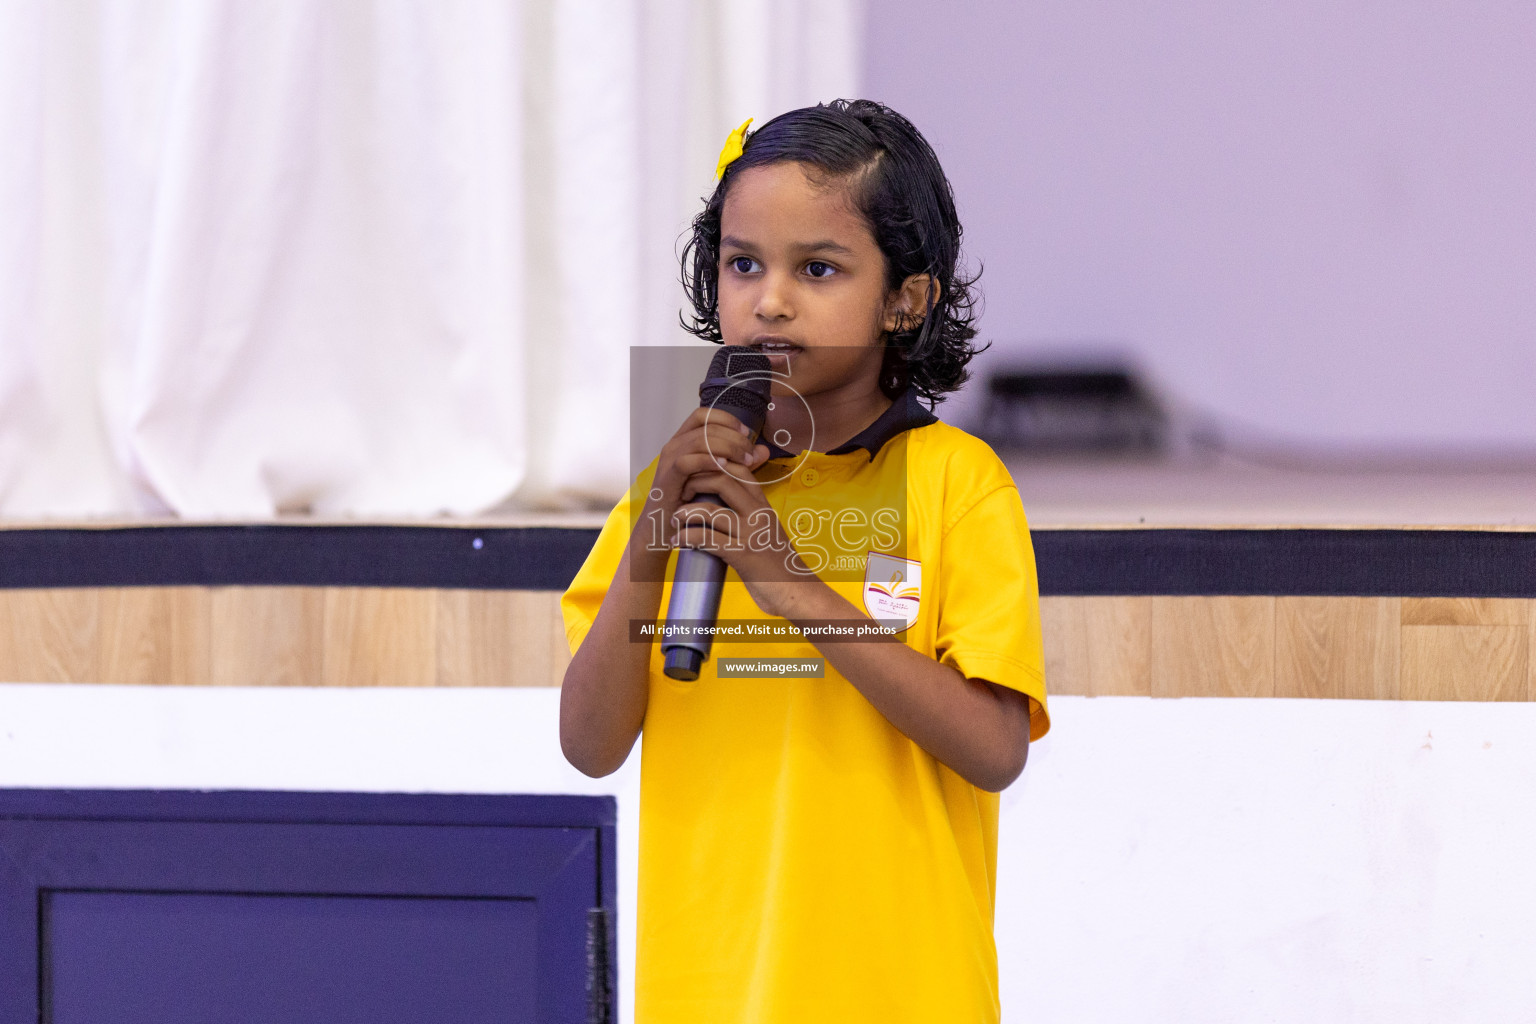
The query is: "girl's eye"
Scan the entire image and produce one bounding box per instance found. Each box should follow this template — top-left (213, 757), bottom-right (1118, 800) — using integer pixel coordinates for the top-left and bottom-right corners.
top-left (805, 261), bottom-right (836, 279)
top-left (728, 256), bottom-right (759, 274)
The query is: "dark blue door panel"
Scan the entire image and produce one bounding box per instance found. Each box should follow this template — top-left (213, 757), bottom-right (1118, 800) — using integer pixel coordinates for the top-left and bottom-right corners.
top-left (46, 892), bottom-right (537, 1024)
top-left (0, 790), bottom-right (616, 1024)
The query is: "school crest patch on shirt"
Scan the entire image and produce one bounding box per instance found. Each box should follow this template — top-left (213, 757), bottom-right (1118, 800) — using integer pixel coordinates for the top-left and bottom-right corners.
top-left (863, 551), bottom-right (922, 631)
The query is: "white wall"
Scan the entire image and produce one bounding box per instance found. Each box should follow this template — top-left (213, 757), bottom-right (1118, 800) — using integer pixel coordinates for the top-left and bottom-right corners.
top-left (5, 686), bottom-right (1535, 1022)
top-left (864, 1), bottom-right (1536, 451)
top-left (1001, 696), bottom-right (1536, 1023)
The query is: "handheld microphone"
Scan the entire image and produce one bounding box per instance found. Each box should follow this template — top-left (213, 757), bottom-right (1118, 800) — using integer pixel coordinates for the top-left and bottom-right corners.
top-left (660, 348), bottom-right (773, 680)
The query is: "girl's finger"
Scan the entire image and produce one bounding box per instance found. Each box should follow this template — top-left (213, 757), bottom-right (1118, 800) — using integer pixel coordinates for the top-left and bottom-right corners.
top-left (710, 458), bottom-right (767, 497)
top-left (681, 472), bottom-right (732, 504)
top-left (679, 450), bottom-right (765, 498)
top-left (699, 422), bottom-right (760, 466)
top-left (679, 405), bottom-right (745, 438)
top-left (681, 471), bottom-right (766, 523)
top-left (671, 507), bottom-right (738, 551)
top-left (700, 406), bottom-right (747, 435)
top-left (671, 451), bottom-right (756, 498)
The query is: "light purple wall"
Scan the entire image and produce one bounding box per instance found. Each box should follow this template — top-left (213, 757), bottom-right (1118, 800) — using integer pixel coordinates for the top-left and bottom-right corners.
top-left (864, 1), bottom-right (1536, 448)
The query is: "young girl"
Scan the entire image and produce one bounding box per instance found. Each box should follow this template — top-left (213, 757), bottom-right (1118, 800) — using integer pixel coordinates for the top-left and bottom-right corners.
top-left (560, 100), bottom-right (1049, 1023)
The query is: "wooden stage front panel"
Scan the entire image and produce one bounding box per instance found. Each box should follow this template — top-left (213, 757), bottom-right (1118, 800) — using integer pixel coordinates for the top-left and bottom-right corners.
top-left (2, 587), bottom-right (1533, 701)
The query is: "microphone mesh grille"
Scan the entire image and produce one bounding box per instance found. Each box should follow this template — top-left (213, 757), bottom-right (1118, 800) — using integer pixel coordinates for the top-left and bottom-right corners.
top-left (699, 349), bottom-right (773, 435)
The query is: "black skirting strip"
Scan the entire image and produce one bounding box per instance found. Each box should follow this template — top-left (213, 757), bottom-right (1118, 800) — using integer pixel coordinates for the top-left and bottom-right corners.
top-left (0, 526), bottom-right (599, 591)
top-left (1036, 529), bottom-right (1536, 597)
top-left (0, 526), bottom-right (1533, 597)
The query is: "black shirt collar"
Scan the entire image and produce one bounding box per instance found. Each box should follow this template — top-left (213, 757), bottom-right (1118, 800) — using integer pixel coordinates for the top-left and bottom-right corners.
top-left (762, 388), bottom-right (938, 462)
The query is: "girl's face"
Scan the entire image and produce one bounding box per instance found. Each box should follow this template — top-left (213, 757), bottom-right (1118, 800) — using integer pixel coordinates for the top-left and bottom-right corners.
top-left (716, 162), bottom-right (915, 404)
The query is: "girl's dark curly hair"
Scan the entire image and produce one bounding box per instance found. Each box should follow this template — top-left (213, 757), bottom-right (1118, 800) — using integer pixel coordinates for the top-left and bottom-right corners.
top-left (680, 99), bottom-right (984, 405)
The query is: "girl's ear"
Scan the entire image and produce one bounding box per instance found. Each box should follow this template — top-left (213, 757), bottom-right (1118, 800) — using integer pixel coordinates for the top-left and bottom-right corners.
top-left (883, 274), bottom-right (938, 333)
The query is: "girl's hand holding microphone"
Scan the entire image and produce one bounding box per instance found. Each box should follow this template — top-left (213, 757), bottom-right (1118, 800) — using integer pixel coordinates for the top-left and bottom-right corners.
top-left (638, 405), bottom-right (814, 619)
top-left (636, 404), bottom-right (766, 554)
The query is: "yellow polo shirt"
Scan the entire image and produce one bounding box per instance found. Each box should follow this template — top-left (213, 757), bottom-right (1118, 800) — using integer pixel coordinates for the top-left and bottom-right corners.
top-left (562, 392), bottom-right (1049, 1023)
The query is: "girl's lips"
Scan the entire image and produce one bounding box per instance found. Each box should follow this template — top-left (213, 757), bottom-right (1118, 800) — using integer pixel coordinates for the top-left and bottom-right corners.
top-left (750, 343), bottom-right (799, 363)
top-left (742, 341), bottom-right (800, 375)
top-left (752, 348), bottom-right (796, 376)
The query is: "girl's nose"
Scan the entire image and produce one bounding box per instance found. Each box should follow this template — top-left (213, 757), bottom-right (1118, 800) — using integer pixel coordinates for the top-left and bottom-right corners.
top-left (753, 271), bottom-right (793, 320)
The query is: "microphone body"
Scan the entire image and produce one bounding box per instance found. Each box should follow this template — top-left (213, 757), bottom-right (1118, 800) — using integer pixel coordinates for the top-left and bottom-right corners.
top-left (661, 519), bottom-right (729, 680)
top-left (660, 350), bottom-right (772, 680)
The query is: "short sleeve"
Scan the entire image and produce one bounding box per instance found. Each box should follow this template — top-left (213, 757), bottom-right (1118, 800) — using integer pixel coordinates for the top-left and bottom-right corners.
top-left (560, 475), bottom-right (646, 656)
top-left (933, 485), bottom-right (1050, 741)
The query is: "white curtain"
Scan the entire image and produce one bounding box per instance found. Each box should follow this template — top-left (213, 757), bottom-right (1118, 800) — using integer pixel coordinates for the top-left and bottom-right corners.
top-left (0, 0), bottom-right (861, 518)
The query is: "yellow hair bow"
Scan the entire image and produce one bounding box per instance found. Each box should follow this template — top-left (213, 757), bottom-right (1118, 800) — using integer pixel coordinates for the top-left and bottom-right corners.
top-left (715, 118), bottom-right (753, 180)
